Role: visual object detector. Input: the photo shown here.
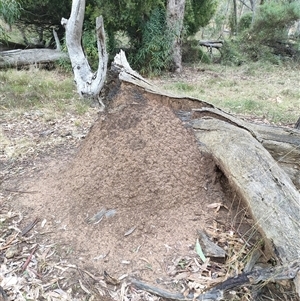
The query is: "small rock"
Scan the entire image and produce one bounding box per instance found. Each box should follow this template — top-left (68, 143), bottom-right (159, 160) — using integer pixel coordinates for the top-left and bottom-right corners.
top-left (5, 245), bottom-right (21, 259)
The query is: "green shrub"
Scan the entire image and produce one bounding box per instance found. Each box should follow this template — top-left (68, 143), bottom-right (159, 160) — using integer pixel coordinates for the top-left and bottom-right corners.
top-left (130, 8), bottom-right (173, 75)
top-left (251, 1), bottom-right (300, 42)
top-left (82, 28), bottom-right (99, 71)
top-left (238, 13), bottom-right (252, 32)
top-left (221, 1), bottom-right (300, 65)
top-left (220, 40), bottom-right (244, 66)
top-left (182, 40), bottom-right (211, 64)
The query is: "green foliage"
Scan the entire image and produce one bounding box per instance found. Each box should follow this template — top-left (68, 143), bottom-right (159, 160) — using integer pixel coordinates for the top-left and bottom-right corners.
top-left (245, 1), bottom-right (300, 61)
top-left (132, 8), bottom-right (173, 75)
top-left (0, 0), bottom-right (21, 40)
top-left (182, 40), bottom-right (211, 64)
top-left (251, 1), bottom-right (300, 42)
top-left (184, 0), bottom-right (218, 36)
top-left (238, 13), bottom-right (252, 32)
top-left (82, 27), bottom-right (99, 70)
top-left (14, 0), bottom-right (71, 45)
top-left (220, 40), bottom-right (244, 66)
top-left (94, 0), bottom-right (217, 73)
top-left (0, 0), bottom-right (21, 25)
top-left (221, 1), bottom-right (300, 65)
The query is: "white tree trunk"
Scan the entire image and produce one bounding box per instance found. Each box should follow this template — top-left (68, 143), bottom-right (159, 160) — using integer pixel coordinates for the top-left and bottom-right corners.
top-left (61, 0), bottom-right (108, 107)
top-left (167, 0), bottom-right (185, 73)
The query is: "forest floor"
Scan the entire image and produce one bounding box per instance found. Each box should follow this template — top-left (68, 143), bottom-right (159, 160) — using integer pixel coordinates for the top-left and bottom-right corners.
top-left (0, 63), bottom-right (299, 301)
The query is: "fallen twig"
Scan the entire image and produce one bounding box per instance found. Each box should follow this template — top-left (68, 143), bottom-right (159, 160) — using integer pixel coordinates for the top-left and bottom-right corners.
top-left (0, 233), bottom-right (19, 251)
top-left (4, 189), bottom-right (39, 194)
top-left (22, 246), bottom-right (38, 272)
top-left (130, 261), bottom-right (300, 301)
top-left (21, 218), bottom-right (40, 236)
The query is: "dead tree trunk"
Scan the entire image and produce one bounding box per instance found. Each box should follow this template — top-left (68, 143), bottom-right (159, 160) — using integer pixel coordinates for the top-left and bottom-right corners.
top-left (61, 0), bottom-right (108, 107)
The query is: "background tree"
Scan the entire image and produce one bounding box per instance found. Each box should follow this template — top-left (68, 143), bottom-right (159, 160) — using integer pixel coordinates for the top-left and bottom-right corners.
top-left (167, 0), bottom-right (186, 72)
top-left (93, 0), bottom-right (217, 74)
top-left (0, 0), bottom-right (21, 41)
top-left (14, 0), bottom-right (71, 47)
top-left (2, 0), bottom-right (217, 73)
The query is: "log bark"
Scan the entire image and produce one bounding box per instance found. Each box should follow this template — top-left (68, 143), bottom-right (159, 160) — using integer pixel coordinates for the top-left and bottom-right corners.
top-left (0, 48), bottom-right (68, 68)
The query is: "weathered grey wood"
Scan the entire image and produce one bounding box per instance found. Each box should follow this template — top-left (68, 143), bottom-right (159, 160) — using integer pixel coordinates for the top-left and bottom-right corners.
top-left (295, 116), bottom-right (300, 129)
top-left (0, 48), bottom-right (68, 68)
top-left (192, 118), bottom-right (300, 263)
top-left (61, 0), bottom-right (108, 105)
top-left (130, 261), bottom-right (300, 300)
top-left (192, 108), bottom-right (300, 190)
top-left (111, 50), bottom-right (215, 110)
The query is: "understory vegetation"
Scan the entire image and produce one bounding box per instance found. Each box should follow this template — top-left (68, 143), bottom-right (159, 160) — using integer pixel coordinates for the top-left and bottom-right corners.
top-left (210, 1), bottom-right (300, 66)
top-left (158, 61), bottom-right (300, 125)
top-left (0, 62), bottom-right (299, 127)
top-left (0, 69), bottom-right (92, 116)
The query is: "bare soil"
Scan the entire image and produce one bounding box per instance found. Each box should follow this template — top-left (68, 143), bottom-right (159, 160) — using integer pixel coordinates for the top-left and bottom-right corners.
top-left (0, 70), bottom-right (297, 300)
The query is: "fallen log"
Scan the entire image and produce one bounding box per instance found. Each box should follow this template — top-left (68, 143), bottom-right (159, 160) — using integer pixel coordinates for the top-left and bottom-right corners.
top-left (192, 117), bottom-right (300, 263)
top-left (192, 108), bottom-right (300, 190)
top-left (0, 48), bottom-right (68, 68)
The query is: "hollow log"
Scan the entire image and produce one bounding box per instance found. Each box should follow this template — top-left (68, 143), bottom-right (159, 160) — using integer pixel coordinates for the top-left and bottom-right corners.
top-left (0, 48), bottom-right (68, 68)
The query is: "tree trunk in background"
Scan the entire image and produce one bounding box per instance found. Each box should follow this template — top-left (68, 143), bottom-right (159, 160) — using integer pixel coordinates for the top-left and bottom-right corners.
top-left (249, 0), bottom-right (257, 24)
top-left (166, 0), bottom-right (185, 73)
top-left (61, 0), bottom-right (108, 108)
top-left (232, 0), bottom-right (238, 34)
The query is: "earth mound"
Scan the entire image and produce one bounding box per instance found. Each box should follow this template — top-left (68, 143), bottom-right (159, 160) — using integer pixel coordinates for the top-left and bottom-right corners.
top-left (16, 83), bottom-right (229, 284)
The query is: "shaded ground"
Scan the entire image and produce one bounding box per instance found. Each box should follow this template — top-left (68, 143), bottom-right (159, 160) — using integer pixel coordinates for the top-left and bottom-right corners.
top-left (0, 67), bottom-right (298, 300)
